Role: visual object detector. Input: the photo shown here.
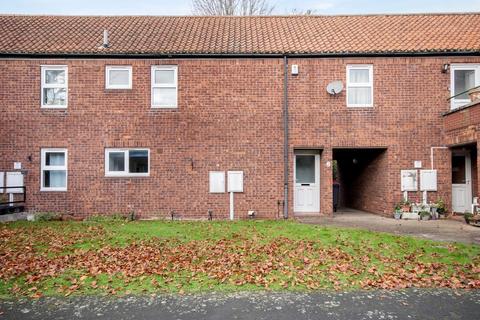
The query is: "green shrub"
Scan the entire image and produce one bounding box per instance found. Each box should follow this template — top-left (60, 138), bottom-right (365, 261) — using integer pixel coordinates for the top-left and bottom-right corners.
top-left (85, 213), bottom-right (133, 222)
top-left (418, 211), bottom-right (431, 220)
top-left (464, 212), bottom-right (473, 224)
top-left (34, 212), bottom-right (61, 222)
top-left (434, 198), bottom-right (446, 215)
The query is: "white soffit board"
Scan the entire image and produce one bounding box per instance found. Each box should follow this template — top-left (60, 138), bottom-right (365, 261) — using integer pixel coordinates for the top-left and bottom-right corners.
top-left (401, 170), bottom-right (418, 191)
top-left (420, 170), bottom-right (437, 191)
top-left (209, 171), bottom-right (225, 193)
top-left (6, 172), bottom-right (24, 193)
top-left (227, 171), bottom-right (244, 193)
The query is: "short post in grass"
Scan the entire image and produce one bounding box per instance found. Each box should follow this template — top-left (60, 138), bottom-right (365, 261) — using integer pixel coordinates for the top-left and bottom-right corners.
top-left (229, 192), bottom-right (234, 221)
top-left (227, 171), bottom-right (244, 221)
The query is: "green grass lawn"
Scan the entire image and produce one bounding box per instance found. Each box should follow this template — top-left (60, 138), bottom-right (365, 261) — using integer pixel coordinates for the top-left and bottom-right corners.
top-left (0, 219), bottom-right (479, 298)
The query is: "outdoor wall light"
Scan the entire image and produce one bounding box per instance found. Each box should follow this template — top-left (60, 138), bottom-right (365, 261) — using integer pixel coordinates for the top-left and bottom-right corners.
top-left (352, 158), bottom-right (358, 164)
top-left (442, 64), bottom-right (449, 73)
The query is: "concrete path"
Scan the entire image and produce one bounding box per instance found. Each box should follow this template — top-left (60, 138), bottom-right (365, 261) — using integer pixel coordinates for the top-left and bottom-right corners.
top-left (297, 208), bottom-right (480, 245)
top-left (1, 289), bottom-right (478, 320)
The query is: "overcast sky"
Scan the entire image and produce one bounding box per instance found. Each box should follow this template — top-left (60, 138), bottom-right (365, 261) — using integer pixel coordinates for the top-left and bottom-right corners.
top-left (1, 0), bottom-right (479, 15)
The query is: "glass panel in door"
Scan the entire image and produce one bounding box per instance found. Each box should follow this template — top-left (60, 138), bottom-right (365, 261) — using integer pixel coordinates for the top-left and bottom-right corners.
top-left (452, 155), bottom-right (466, 184)
top-left (296, 155), bottom-right (315, 184)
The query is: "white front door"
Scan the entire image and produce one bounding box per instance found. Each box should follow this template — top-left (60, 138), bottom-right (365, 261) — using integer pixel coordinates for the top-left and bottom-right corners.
top-left (294, 153), bottom-right (320, 213)
top-left (452, 151), bottom-right (472, 213)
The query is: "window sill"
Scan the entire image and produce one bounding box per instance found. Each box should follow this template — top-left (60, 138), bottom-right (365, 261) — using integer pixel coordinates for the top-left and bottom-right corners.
top-left (40, 188), bottom-right (67, 192)
top-left (105, 174), bottom-right (150, 178)
top-left (346, 105), bottom-right (374, 109)
top-left (41, 105), bottom-right (68, 109)
top-left (450, 100), bottom-right (471, 111)
top-left (151, 106), bottom-right (178, 109)
top-left (105, 87), bottom-right (132, 90)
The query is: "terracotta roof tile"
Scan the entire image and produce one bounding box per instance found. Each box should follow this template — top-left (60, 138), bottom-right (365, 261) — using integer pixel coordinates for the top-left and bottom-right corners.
top-left (0, 14), bottom-right (479, 55)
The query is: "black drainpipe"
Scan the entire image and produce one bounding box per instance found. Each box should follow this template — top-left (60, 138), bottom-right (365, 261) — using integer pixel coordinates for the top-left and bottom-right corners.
top-left (283, 55), bottom-right (289, 219)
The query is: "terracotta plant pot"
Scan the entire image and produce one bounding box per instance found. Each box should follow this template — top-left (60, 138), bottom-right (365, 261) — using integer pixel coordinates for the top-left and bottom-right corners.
top-left (468, 87), bottom-right (480, 102)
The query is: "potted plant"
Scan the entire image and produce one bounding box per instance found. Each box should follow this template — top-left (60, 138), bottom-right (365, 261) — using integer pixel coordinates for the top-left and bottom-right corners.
top-left (419, 210), bottom-right (431, 221)
top-left (434, 198), bottom-right (446, 217)
top-left (464, 212), bottom-right (473, 225)
top-left (429, 202), bottom-right (438, 220)
top-left (400, 200), bottom-right (411, 213)
top-left (393, 203), bottom-right (402, 220)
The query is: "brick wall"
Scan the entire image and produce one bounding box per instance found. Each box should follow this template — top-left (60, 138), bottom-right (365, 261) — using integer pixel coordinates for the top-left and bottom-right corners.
top-left (0, 58), bottom-right (284, 219)
top-left (287, 57), bottom-right (480, 215)
top-left (2, 56), bottom-right (480, 218)
top-left (443, 102), bottom-right (480, 201)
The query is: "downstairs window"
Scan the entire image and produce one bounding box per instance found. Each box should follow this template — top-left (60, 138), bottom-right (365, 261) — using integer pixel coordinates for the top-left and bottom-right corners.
top-left (105, 148), bottom-right (150, 177)
top-left (41, 148), bottom-right (68, 191)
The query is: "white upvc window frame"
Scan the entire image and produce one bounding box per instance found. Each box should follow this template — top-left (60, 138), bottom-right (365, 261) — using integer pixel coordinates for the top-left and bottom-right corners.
top-left (346, 64), bottom-right (374, 108)
top-left (105, 148), bottom-right (150, 177)
top-left (105, 65), bottom-right (133, 89)
top-left (450, 64), bottom-right (480, 110)
top-left (151, 65), bottom-right (178, 108)
top-left (41, 65), bottom-right (68, 108)
top-left (40, 148), bottom-right (68, 192)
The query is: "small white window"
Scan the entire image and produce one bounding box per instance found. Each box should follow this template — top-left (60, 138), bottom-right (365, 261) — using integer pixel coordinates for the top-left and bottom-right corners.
top-left (41, 66), bottom-right (68, 108)
top-left (151, 65), bottom-right (178, 108)
top-left (41, 148), bottom-right (68, 191)
top-left (346, 65), bottom-right (373, 107)
top-left (106, 66), bottom-right (132, 89)
top-left (105, 148), bottom-right (150, 177)
top-left (450, 64), bottom-right (480, 110)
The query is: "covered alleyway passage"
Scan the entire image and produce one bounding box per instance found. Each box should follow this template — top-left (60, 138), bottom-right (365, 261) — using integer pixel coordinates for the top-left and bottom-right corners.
top-left (333, 148), bottom-right (388, 215)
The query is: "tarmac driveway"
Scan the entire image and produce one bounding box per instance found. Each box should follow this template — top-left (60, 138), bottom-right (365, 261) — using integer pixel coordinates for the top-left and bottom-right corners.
top-left (1, 289), bottom-right (479, 320)
top-left (297, 208), bottom-right (480, 245)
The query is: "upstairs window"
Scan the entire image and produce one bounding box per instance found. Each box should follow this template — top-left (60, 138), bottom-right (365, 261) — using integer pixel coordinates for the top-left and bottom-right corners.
top-left (41, 148), bottom-right (68, 191)
top-left (41, 66), bottom-right (68, 108)
top-left (106, 66), bottom-right (132, 89)
top-left (151, 65), bottom-right (178, 108)
top-left (451, 64), bottom-right (480, 110)
top-left (346, 65), bottom-right (373, 107)
top-left (105, 148), bottom-right (150, 177)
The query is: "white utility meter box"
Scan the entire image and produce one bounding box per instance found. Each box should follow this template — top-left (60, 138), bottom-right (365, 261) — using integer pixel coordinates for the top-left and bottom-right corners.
top-left (6, 172), bottom-right (24, 193)
top-left (209, 171), bottom-right (225, 193)
top-left (420, 170), bottom-right (437, 191)
top-left (401, 170), bottom-right (418, 191)
top-left (227, 171), bottom-right (244, 193)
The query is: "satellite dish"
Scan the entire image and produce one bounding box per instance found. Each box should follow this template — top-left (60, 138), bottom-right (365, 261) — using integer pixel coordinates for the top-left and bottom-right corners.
top-left (326, 81), bottom-right (344, 95)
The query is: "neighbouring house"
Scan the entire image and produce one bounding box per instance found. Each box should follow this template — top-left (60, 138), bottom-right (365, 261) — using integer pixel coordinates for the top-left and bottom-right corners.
top-left (1, 14), bottom-right (480, 219)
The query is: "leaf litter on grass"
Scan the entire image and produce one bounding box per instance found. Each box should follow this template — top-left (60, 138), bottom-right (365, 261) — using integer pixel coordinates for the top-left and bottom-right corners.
top-left (0, 221), bottom-right (479, 298)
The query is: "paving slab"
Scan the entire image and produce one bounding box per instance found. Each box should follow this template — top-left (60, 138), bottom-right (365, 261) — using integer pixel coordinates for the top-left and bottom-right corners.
top-left (297, 208), bottom-right (480, 245)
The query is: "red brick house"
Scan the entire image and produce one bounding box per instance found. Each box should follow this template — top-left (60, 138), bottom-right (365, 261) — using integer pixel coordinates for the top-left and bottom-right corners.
top-left (1, 14), bottom-right (480, 219)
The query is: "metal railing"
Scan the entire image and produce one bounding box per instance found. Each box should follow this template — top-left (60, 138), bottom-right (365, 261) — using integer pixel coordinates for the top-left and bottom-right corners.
top-left (0, 186), bottom-right (26, 205)
top-left (447, 85), bottom-right (480, 101)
